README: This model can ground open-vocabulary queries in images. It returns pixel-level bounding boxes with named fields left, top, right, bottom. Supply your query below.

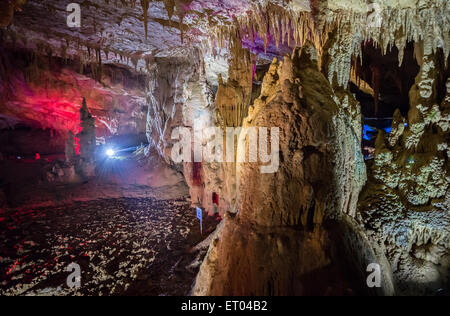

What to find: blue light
left=106, top=149, right=115, bottom=157
left=363, top=125, right=376, bottom=141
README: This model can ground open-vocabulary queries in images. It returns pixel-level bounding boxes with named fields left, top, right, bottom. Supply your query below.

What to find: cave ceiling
left=0, top=0, right=448, bottom=133
left=3, top=0, right=446, bottom=71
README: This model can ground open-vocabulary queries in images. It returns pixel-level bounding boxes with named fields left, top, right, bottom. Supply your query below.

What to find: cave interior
left=0, top=0, right=449, bottom=297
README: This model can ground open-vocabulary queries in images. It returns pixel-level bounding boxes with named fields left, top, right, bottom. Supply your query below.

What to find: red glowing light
left=0, top=67, right=122, bottom=145
left=35, top=153, right=41, bottom=160
left=7, top=258, right=22, bottom=275
left=74, top=127, right=83, bottom=156
left=75, top=136, right=81, bottom=155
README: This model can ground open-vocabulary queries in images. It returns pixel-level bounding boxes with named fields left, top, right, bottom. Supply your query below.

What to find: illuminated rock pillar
left=76, top=98, right=96, bottom=179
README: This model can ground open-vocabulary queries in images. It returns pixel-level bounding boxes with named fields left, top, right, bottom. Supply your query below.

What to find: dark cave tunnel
left=353, top=41, right=419, bottom=155
left=354, top=41, right=449, bottom=150
left=352, top=41, right=420, bottom=119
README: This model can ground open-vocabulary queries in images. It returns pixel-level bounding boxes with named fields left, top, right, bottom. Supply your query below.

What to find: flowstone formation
left=193, top=45, right=382, bottom=296
left=143, top=53, right=227, bottom=216
left=372, top=44, right=449, bottom=206
left=201, top=42, right=255, bottom=216
left=359, top=43, right=450, bottom=295
left=216, top=41, right=254, bottom=128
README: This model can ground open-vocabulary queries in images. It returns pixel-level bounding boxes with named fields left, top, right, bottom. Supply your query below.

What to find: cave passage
left=352, top=41, right=419, bottom=119
left=351, top=42, right=420, bottom=159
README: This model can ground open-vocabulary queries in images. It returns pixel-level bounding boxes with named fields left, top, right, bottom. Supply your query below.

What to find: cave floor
left=0, top=197, right=218, bottom=296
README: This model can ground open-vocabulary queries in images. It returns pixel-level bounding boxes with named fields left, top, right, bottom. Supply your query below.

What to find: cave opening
left=0, top=123, right=69, bottom=208
left=350, top=41, right=420, bottom=159
left=352, top=41, right=420, bottom=118
left=0, top=124, right=65, bottom=159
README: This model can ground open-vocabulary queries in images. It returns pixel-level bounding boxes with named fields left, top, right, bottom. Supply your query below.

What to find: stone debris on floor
left=0, top=198, right=219, bottom=296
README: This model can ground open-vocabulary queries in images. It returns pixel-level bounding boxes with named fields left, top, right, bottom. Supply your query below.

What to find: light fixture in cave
left=106, top=149, right=115, bottom=158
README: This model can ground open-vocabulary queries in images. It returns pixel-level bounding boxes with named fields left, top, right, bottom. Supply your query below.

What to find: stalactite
left=141, top=0, right=150, bottom=40
left=370, top=64, right=381, bottom=115
left=2, top=0, right=447, bottom=94
left=209, top=2, right=319, bottom=59
left=216, top=40, right=254, bottom=128
left=96, top=48, right=103, bottom=82
left=322, top=2, right=449, bottom=87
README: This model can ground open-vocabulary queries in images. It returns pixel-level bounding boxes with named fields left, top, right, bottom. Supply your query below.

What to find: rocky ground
left=358, top=184, right=450, bottom=296
left=0, top=197, right=219, bottom=296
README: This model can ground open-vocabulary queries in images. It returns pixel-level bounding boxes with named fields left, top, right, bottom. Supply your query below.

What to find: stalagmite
left=76, top=98, right=96, bottom=178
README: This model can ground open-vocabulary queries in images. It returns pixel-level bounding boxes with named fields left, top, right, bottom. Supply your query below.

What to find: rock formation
left=76, top=98, right=96, bottom=179
left=0, top=0, right=448, bottom=296
left=358, top=43, right=450, bottom=295
left=193, top=44, right=379, bottom=295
